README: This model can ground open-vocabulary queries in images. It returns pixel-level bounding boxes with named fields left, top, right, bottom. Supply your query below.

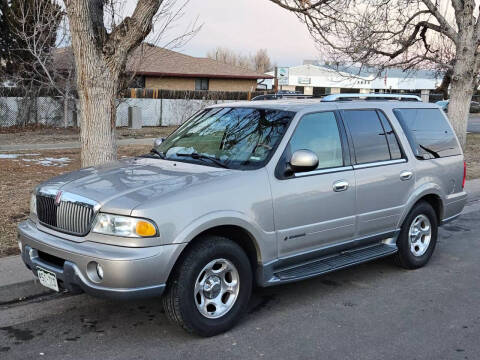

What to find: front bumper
left=18, top=220, right=186, bottom=300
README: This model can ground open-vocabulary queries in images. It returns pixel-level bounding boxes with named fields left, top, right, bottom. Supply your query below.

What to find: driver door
left=269, top=111, right=356, bottom=259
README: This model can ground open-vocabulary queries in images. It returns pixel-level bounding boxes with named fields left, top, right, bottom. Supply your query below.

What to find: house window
left=195, top=78, right=209, bottom=90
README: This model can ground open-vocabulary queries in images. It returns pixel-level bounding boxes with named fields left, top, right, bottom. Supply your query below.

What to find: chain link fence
left=0, top=89, right=269, bottom=129
left=0, top=96, right=76, bottom=127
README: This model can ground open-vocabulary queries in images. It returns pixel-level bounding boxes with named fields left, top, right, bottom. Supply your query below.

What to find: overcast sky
left=148, top=0, right=319, bottom=67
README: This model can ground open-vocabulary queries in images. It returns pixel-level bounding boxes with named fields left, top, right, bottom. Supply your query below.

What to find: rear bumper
left=442, top=191, right=468, bottom=225
left=18, top=220, right=186, bottom=300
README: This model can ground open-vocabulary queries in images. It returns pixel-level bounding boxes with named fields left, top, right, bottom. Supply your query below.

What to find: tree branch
left=421, top=0, right=458, bottom=42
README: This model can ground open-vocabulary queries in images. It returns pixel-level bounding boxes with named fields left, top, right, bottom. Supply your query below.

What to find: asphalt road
left=2, top=206, right=480, bottom=360
left=468, top=114, right=480, bottom=133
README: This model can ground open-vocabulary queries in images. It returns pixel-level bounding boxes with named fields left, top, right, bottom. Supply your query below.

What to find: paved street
left=468, top=114, right=480, bottom=133
left=2, top=200, right=480, bottom=360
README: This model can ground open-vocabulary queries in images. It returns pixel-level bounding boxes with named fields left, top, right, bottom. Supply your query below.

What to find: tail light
left=462, top=161, right=467, bottom=189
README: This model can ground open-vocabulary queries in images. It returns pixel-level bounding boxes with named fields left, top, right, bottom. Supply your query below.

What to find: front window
left=155, top=107, right=295, bottom=169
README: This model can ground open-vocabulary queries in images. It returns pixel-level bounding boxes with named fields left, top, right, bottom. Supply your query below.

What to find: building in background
left=260, top=61, right=441, bottom=101
left=55, top=44, right=272, bottom=92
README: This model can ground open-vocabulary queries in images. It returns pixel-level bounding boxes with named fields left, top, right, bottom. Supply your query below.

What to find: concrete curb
left=1, top=179, right=480, bottom=305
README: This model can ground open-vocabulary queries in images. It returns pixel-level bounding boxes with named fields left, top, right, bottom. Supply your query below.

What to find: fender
left=171, top=210, right=277, bottom=264
left=397, top=182, right=445, bottom=228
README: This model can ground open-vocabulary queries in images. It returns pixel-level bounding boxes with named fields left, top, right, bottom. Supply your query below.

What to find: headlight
left=30, top=194, right=37, bottom=217
left=92, top=213, right=158, bottom=238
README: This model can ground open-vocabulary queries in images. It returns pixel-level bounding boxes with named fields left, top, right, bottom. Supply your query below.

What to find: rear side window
left=342, top=110, right=393, bottom=164
left=393, top=108, right=461, bottom=159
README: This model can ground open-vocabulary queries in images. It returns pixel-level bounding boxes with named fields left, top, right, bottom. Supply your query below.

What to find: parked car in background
left=252, top=91, right=312, bottom=101
left=436, top=99, right=480, bottom=113
left=19, top=94, right=467, bottom=336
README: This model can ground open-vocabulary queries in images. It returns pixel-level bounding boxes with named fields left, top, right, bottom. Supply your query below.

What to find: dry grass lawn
left=0, top=126, right=178, bottom=146
left=1, top=133, right=480, bottom=257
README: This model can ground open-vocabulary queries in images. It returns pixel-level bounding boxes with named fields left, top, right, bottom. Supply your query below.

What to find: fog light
left=96, top=264, right=104, bottom=280
left=29, top=248, right=35, bottom=259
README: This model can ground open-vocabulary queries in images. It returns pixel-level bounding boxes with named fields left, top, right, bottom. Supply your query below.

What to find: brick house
left=55, top=44, right=272, bottom=92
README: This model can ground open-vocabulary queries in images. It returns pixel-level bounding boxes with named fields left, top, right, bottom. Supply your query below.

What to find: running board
left=267, top=243, right=397, bottom=284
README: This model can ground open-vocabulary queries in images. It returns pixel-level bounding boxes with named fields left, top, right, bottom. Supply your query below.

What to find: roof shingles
left=55, top=44, right=271, bottom=80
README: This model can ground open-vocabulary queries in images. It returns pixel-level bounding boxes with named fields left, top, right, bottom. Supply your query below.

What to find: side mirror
left=289, top=150, right=319, bottom=173
left=154, top=138, right=165, bottom=147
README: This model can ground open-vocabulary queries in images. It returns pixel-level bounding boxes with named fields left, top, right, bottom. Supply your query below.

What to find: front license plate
left=37, top=267, right=59, bottom=292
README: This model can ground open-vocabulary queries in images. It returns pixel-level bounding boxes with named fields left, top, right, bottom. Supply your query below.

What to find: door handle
left=333, top=180, right=349, bottom=192
left=400, top=171, right=413, bottom=181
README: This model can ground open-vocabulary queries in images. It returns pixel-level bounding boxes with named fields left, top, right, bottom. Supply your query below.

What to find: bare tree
left=269, top=0, right=480, bottom=148
left=207, top=47, right=273, bottom=73
left=252, top=49, right=273, bottom=73
left=8, top=0, right=75, bottom=128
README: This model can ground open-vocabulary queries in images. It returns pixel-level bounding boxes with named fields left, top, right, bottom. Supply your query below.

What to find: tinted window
left=342, top=110, right=391, bottom=164
left=393, top=108, right=461, bottom=159
left=289, top=112, right=343, bottom=169
left=377, top=111, right=402, bottom=160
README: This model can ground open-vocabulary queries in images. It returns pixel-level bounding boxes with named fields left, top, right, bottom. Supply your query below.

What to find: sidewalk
left=0, top=137, right=156, bottom=152
left=1, top=179, right=480, bottom=305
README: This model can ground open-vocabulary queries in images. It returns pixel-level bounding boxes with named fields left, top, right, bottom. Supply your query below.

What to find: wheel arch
left=399, top=185, right=444, bottom=227
left=165, top=215, right=268, bottom=286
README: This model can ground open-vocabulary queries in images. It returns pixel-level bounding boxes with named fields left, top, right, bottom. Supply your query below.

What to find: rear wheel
left=394, top=201, right=438, bottom=269
left=162, top=236, right=252, bottom=337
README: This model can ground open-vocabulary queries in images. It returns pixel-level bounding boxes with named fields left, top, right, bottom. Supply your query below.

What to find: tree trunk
left=449, top=74, right=473, bottom=149
left=77, top=70, right=119, bottom=166
left=64, top=0, right=162, bottom=166
left=447, top=25, right=476, bottom=150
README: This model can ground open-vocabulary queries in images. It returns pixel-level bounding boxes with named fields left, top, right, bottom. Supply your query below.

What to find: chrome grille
left=36, top=193, right=96, bottom=236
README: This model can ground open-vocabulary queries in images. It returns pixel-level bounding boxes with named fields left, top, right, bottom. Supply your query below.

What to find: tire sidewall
left=398, top=202, right=438, bottom=268
left=177, top=239, right=252, bottom=336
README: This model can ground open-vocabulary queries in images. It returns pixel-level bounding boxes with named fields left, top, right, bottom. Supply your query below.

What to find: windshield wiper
left=176, top=152, right=230, bottom=169
left=150, top=148, right=166, bottom=159
left=419, top=145, right=440, bottom=159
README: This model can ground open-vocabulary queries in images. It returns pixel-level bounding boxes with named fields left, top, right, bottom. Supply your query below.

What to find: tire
left=394, top=201, right=438, bottom=269
left=162, top=236, right=252, bottom=337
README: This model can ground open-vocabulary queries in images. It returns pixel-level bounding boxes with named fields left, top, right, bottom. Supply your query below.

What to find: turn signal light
left=136, top=221, right=157, bottom=237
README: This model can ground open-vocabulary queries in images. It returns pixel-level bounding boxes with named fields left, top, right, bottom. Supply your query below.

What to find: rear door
left=340, top=109, right=414, bottom=238
left=270, top=111, right=356, bottom=258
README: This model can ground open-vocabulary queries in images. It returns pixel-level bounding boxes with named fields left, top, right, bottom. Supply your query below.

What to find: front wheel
left=162, top=236, right=252, bottom=337
left=394, top=201, right=438, bottom=269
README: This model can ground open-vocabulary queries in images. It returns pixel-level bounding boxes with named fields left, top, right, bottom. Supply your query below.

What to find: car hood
left=37, top=157, right=231, bottom=215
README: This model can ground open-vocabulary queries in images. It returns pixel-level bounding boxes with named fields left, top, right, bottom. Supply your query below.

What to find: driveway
left=2, top=201, right=480, bottom=359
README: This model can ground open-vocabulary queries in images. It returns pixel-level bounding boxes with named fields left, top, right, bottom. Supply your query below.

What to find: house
left=55, top=44, right=272, bottom=92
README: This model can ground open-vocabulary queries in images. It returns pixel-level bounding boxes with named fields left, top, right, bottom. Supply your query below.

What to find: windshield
left=155, top=107, right=295, bottom=170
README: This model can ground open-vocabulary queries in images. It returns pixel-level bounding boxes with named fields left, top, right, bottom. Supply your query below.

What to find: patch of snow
left=0, top=154, right=19, bottom=159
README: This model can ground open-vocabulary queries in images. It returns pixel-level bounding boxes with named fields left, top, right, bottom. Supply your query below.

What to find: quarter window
left=289, top=112, right=343, bottom=170
left=393, top=108, right=461, bottom=159
left=342, top=110, right=392, bottom=164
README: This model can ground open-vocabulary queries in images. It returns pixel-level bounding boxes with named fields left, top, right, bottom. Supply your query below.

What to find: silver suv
left=18, top=94, right=467, bottom=336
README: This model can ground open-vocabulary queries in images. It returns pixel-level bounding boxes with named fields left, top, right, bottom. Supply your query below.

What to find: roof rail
left=322, top=93, right=422, bottom=102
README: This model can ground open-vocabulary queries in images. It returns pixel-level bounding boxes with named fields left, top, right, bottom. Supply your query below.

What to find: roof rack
left=322, top=93, right=422, bottom=102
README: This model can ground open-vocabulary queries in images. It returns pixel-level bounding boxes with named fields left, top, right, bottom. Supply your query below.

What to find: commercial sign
left=298, top=77, right=311, bottom=85
left=277, top=67, right=289, bottom=85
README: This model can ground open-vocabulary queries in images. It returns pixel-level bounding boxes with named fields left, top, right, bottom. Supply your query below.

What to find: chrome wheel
left=409, top=214, right=432, bottom=257
left=194, top=258, right=240, bottom=319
